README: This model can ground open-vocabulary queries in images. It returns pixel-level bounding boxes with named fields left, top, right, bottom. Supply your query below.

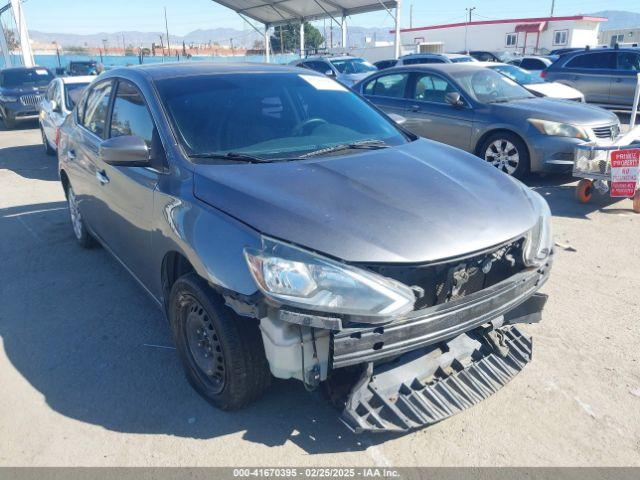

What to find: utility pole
left=164, top=6, right=171, bottom=57
left=464, top=6, right=476, bottom=54
left=230, top=37, right=234, bottom=54
left=102, top=38, right=108, bottom=56
left=410, top=3, right=413, bottom=30
left=550, top=0, right=555, bottom=17
left=158, top=34, right=165, bottom=57
left=122, top=32, right=125, bottom=55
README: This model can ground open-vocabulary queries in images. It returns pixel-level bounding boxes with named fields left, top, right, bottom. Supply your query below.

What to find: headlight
left=523, top=191, right=553, bottom=267
left=0, top=95, right=18, bottom=102
left=529, top=118, right=589, bottom=141
left=574, top=147, right=609, bottom=175
left=244, top=238, right=415, bottom=319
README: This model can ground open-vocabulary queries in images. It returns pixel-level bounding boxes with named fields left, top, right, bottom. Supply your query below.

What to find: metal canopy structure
left=211, top=0, right=402, bottom=61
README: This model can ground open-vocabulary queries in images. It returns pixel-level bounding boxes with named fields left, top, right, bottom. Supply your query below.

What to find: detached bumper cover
left=341, top=326, right=532, bottom=433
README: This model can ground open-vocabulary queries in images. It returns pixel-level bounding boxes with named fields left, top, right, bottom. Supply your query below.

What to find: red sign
left=610, top=149, right=640, bottom=198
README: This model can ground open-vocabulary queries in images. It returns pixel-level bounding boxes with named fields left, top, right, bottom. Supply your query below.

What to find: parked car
left=543, top=48, right=640, bottom=108
left=479, top=62, right=585, bottom=102
left=39, top=76, right=93, bottom=155
left=354, top=63, right=620, bottom=178
left=374, top=59, right=398, bottom=70
left=460, top=51, right=502, bottom=62
left=58, top=63, right=554, bottom=433
left=508, top=56, right=553, bottom=75
left=68, top=60, right=100, bottom=76
left=398, top=53, right=478, bottom=65
left=290, top=55, right=377, bottom=87
left=0, top=66, right=54, bottom=129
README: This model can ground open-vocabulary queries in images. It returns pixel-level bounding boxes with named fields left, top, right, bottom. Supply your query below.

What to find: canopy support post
left=341, top=14, right=347, bottom=49
left=9, top=0, right=34, bottom=67
left=300, top=20, right=305, bottom=58
left=264, top=24, right=270, bottom=63
left=394, top=0, right=402, bottom=59
left=0, top=21, right=11, bottom=68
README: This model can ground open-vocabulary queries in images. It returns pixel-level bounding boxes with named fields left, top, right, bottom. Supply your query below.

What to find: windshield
left=450, top=56, right=475, bottom=63
left=330, top=58, right=377, bottom=74
left=453, top=68, right=534, bottom=103
left=2, top=68, right=53, bottom=88
left=65, top=83, right=90, bottom=109
left=69, top=62, right=98, bottom=75
left=155, top=73, right=408, bottom=160
left=490, top=64, right=544, bottom=85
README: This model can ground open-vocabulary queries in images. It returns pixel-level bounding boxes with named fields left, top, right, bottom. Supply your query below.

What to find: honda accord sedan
left=58, top=63, right=553, bottom=433
left=354, top=63, right=620, bottom=178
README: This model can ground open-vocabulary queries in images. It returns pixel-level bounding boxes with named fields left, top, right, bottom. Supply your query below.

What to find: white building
left=599, top=27, right=640, bottom=47
left=396, top=15, right=607, bottom=55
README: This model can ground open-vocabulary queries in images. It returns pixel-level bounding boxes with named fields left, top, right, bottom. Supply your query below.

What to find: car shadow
left=0, top=201, right=400, bottom=453
left=526, top=173, right=628, bottom=219
left=0, top=126, right=58, bottom=182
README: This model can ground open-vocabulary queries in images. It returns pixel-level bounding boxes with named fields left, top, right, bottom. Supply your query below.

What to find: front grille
left=592, top=124, right=619, bottom=140
left=19, top=94, right=44, bottom=107
left=361, top=239, right=526, bottom=311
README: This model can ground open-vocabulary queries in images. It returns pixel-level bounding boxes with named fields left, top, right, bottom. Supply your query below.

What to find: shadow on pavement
left=0, top=135, right=58, bottom=182
left=0, top=200, right=399, bottom=454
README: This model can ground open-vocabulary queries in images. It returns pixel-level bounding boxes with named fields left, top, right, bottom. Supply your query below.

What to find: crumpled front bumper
left=341, top=325, right=533, bottom=433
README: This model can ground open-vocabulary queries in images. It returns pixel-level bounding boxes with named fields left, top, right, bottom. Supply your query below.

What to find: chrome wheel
left=184, top=296, right=226, bottom=393
left=67, top=188, right=83, bottom=241
left=41, top=128, right=48, bottom=152
left=485, top=139, right=520, bottom=175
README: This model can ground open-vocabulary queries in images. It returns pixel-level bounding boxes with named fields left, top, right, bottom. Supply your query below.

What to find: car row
left=56, top=62, right=554, bottom=432
left=0, top=66, right=54, bottom=128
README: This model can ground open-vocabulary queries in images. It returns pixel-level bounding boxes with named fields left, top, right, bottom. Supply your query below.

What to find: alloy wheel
left=485, top=139, right=520, bottom=175
left=67, top=188, right=83, bottom=241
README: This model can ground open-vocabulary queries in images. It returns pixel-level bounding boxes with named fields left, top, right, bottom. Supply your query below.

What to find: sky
left=17, top=0, right=640, bottom=35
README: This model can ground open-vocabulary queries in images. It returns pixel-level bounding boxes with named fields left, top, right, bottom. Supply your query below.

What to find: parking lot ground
left=1, top=120, right=639, bottom=467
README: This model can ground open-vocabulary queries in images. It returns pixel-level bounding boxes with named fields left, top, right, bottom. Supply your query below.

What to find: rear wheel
left=66, top=185, right=96, bottom=248
left=575, top=179, right=594, bottom=204
left=480, top=132, right=530, bottom=179
left=3, top=116, right=16, bottom=129
left=169, top=273, right=271, bottom=410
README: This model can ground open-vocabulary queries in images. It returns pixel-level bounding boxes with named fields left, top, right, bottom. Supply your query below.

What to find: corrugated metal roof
left=211, top=0, right=397, bottom=26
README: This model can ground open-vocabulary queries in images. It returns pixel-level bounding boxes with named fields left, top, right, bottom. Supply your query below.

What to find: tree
left=5, top=28, right=18, bottom=52
left=270, top=22, right=323, bottom=53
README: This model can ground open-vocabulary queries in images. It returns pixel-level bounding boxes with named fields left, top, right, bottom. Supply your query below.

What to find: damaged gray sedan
left=58, top=63, right=553, bottom=433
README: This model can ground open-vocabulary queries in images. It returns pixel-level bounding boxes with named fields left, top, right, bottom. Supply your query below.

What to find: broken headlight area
left=244, top=237, right=416, bottom=320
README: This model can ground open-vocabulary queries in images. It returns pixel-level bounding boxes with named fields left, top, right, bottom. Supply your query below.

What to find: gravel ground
left=0, top=120, right=639, bottom=467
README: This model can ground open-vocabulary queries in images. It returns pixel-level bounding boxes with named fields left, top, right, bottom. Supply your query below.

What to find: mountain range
left=28, top=10, right=640, bottom=49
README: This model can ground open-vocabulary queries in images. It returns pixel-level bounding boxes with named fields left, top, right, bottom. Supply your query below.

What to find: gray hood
left=193, top=139, right=538, bottom=263
left=493, top=98, right=618, bottom=126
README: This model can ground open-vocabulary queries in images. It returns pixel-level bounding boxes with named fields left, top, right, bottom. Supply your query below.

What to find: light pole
left=464, top=6, right=476, bottom=54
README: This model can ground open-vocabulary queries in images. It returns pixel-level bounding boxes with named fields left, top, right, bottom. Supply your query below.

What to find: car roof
left=106, top=62, right=310, bottom=81
left=444, top=53, right=472, bottom=59
left=0, top=66, right=52, bottom=72
left=389, top=63, right=487, bottom=74
left=474, top=62, right=508, bottom=67
left=60, top=75, right=96, bottom=84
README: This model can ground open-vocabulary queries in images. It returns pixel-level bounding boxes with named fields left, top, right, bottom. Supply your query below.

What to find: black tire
left=3, top=116, right=16, bottom=129
left=478, top=131, right=530, bottom=179
left=66, top=184, right=97, bottom=249
left=169, top=272, right=271, bottom=410
left=41, top=126, right=56, bottom=156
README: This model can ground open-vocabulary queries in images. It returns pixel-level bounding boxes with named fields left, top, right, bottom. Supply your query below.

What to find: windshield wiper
left=188, top=152, right=270, bottom=163
left=300, top=140, right=390, bottom=158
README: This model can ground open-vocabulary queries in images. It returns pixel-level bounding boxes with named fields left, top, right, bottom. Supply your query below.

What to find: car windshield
left=490, top=64, right=544, bottom=85
left=70, top=63, right=97, bottom=75
left=155, top=73, right=408, bottom=160
left=450, top=56, right=475, bottom=63
left=2, top=68, right=53, bottom=87
left=453, top=68, right=535, bottom=103
left=330, top=58, right=377, bottom=74
left=65, top=83, right=90, bottom=109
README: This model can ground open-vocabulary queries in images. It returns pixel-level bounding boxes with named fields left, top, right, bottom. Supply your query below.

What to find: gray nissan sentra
left=58, top=62, right=553, bottom=433
left=354, top=63, right=620, bottom=178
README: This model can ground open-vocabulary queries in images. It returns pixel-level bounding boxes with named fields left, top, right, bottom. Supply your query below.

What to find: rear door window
left=520, top=59, right=546, bottom=70
left=81, top=81, right=113, bottom=138
left=566, top=52, right=616, bottom=70
left=413, top=73, right=459, bottom=104
left=305, top=61, right=330, bottom=73
left=363, top=73, right=409, bottom=98
left=403, top=57, right=444, bottom=65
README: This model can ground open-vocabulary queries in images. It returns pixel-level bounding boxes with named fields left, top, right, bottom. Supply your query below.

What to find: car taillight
left=540, top=70, right=547, bottom=79
left=55, top=128, right=61, bottom=147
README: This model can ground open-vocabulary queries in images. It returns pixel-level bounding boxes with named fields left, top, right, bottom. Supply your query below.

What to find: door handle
left=96, top=169, right=109, bottom=185
left=68, top=149, right=76, bottom=160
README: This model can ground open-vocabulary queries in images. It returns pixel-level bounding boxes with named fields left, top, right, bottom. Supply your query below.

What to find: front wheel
left=3, top=116, right=16, bottom=129
left=41, top=126, right=55, bottom=156
left=169, top=273, right=271, bottom=410
left=479, top=132, right=530, bottom=179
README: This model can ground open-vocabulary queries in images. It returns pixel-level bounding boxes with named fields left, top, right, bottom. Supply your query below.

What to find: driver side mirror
left=325, top=69, right=336, bottom=77
left=445, top=92, right=465, bottom=107
left=99, top=135, right=150, bottom=167
left=50, top=100, right=61, bottom=113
